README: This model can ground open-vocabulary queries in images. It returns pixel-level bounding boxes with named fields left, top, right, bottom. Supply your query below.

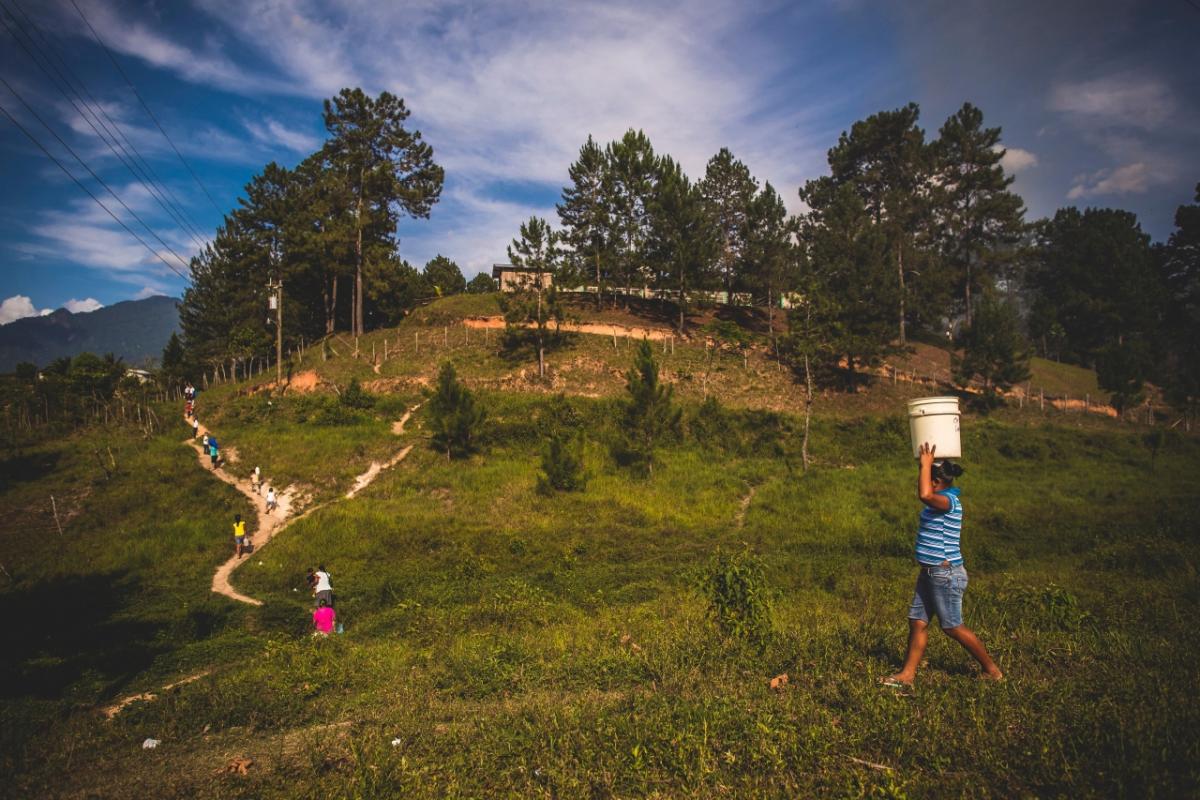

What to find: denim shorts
left=908, top=564, right=968, bottom=629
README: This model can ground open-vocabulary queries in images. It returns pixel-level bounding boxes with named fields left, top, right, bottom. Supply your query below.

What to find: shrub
left=614, top=340, right=681, bottom=477
left=340, top=377, right=375, bottom=409
left=428, top=363, right=485, bottom=459
left=538, top=430, right=587, bottom=494
left=698, top=547, right=773, bottom=647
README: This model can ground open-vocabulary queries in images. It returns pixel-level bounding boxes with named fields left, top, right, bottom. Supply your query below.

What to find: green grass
left=1029, top=356, right=1109, bottom=403
left=3, top=388, right=1198, bottom=798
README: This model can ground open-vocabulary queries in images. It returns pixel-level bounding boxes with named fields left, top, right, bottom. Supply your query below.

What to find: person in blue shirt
left=882, top=442, right=1003, bottom=689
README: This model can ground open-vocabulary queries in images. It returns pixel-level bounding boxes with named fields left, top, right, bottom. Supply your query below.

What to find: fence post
left=50, top=495, right=63, bottom=537
left=1085, top=393, right=1090, bottom=414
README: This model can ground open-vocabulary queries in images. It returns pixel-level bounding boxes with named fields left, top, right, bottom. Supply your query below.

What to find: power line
left=0, top=98, right=190, bottom=282
left=6, top=0, right=212, bottom=248
left=68, top=0, right=225, bottom=216
left=0, top=75, right=193, bottom=275
left=0, top=1, right=210, bottom=251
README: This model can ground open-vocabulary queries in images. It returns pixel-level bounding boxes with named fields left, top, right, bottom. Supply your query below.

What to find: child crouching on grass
left=313, top=598, right=335, bottom=636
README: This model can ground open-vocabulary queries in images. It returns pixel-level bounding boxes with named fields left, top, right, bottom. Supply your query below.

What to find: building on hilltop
left=492, top=263, right=553, bottom=293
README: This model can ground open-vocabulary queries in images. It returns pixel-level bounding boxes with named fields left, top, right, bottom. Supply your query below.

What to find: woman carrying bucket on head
left=883, top=398, right=1002, bottom=689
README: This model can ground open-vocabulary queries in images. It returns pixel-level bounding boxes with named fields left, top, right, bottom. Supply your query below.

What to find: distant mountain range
left=0, top=295, right=180, bottom=372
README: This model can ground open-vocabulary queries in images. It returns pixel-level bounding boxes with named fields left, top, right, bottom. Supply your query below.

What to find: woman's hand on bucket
left=918, top=441, right=936, bottom=466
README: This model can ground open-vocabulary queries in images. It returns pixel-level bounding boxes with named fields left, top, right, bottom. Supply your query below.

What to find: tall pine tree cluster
left=176, top=88, right=448, bottom=380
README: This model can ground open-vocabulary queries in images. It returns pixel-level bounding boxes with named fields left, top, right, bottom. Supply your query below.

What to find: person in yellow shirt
left=233, top=514, right=247, bottom=557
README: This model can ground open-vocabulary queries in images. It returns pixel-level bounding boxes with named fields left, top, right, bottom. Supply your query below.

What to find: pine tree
left=502, top=216, right=562, bottom=379
left=428, top=362, right=485, bottom=459
left=931, top=103, right=1026, bottom=325
left=1027, top=207, right=1157, bottom=367
left=797, top=179, right=898, bottom=379
left=538, top=430, right=586, bottom=493
left=1097, top=337, right=1152, bottom=415
left=365, top=256, right=432, bottom=326
left=605, top=130, right=659, bottom=306
left=824, top=103, right=932, bottom=344
left=466, top=272, right=497, bottom=293
left=558, top=135, right=613, bottom=309
left=1157, top=184, right=1200, bottom=413
left=698, top=147, right=758, bottom=301
left=160, top=332, right=186, bottom=386
left=952, top=292, right=1031, bottom=402
left=423, top=255, right=466, bottom=296
left=617, top=340, right=681, bottom=477
left=743, top=182, right=797, bottom=353
left=322, top=88, right=444, bottom=336
left=647, top=156, right=717, bottom=333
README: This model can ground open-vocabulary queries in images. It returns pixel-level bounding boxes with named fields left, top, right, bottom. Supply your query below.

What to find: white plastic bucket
left=907, top=396, right=961, bottom=459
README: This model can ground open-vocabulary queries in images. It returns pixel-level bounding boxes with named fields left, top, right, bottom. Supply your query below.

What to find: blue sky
left=2, top=0, right=1198, bottom=323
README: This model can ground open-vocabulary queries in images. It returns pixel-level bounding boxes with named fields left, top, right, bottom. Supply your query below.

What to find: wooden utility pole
left=267, top=277, right=284, bottom=385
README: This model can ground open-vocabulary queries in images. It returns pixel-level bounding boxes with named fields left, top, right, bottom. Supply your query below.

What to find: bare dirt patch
left=286, top=370, right=322, bottom=393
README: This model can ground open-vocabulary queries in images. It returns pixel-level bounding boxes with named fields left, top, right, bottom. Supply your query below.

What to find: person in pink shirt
left=312, top=598, right=336, bottom=635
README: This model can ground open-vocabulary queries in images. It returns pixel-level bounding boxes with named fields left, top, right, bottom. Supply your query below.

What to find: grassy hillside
left=2, top=298, right=1196, bottom=798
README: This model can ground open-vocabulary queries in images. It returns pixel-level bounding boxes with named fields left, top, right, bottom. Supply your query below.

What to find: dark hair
left=318, top=564, right=325, bottom=572
left=932, top=460, right=964, bottom=484
left=318, top=598, right=328, bottom=608
left=234, top=514, right=241, bottom=522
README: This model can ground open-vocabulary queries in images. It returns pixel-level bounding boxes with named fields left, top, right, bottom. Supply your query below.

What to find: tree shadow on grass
left=0, top=571, right=165, bottom=700
left=0, top=450, right=63, bottom=487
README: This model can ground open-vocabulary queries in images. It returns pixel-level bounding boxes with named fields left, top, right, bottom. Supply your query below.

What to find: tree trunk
left=802, top=351, right=813, bottom=472
left=964, top=260, right=973, bottom=328
left=897, top=242, right=907, bottom=346
left=536, top=277, right=545, bottom=379
left=678, top=270, right=685, bottom=334
left=594, top=250, right=602, bottom=310
left=323, top=276, right=334, bottom=335
left=767, top=286, right=776, bottom=357
left=354, top=167, right=365, bottom=337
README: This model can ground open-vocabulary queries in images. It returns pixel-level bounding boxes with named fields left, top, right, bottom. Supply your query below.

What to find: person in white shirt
left=265, top=487, right=277, bottom=513
left=251, top=466, right=261, bottom=493
left=313, top=565, right=334, bottom=608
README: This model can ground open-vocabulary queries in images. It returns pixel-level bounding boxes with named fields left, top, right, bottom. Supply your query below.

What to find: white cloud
left=244, top=118, right=322, bottom=154
left=1049, top=74, right=1176, bottom=130
left=0, top=295, right=54, bottom=325
left=1067, top=162, right=1153, bottom=199
left=174, top=0, right=835, bottom=268
left=18, top=185, right=199, bottom=290
left=64, top=298, right=104, bottom=314
left=996, top=146, right=1038, bottom=173
left=52, top=0, right=299, bottom=96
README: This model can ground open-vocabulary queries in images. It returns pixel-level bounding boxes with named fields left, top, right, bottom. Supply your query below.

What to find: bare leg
left=887, top=618, right=928, bottom=685
left=942, top=625, right=1003, bottom=679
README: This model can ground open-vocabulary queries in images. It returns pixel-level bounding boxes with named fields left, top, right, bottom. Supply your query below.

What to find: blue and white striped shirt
left=915, top=487, right=964, bottom=566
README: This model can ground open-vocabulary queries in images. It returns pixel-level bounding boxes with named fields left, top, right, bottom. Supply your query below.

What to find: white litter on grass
left=142, top=738, right=160, bottom=749
left=391, top=738, right=403, bottom=747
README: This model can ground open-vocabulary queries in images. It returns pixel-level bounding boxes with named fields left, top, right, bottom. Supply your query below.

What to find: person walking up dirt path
left=233, top=514, right=247, bottom=558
